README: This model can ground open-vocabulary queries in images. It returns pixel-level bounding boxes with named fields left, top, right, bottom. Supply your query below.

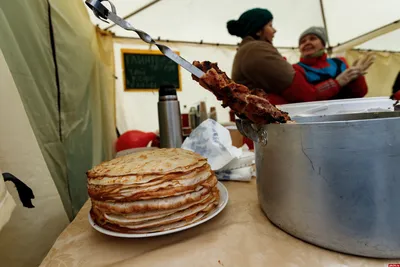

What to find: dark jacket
left=231, top=37, right=295, bottom=98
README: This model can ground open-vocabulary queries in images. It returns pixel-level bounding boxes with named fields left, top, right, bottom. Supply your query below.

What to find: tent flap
left=50, top=0, right=117, bottom=216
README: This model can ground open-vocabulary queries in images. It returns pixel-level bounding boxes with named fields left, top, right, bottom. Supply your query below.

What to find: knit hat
left=299, top=26, right=327, bottom=46
left=227, top=8, right=273, bottom=38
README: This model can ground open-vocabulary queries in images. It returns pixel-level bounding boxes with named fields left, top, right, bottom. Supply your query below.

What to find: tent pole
left=105, top=0, right=161, bottom=31
left=351, top=48, right=400, bottom=54
left=319, top=0, right=331, bottom=55
left=332, top=20, right=400, bottom=53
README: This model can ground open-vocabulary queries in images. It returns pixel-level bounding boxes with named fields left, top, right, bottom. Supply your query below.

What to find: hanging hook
left=85, top=0, right=117, bottom=23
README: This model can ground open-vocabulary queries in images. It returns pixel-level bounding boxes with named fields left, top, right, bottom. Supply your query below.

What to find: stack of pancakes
left=87, top=148, right=220, bottom=234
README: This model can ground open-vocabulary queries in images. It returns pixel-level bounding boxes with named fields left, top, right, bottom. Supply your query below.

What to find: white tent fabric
left=87, top=0, right=400, bottom=51
left=111, top=0, right=324, bottom=47
left=322, top=0, right=400, bottom=47
left=356, top=29, right=400, bottom=52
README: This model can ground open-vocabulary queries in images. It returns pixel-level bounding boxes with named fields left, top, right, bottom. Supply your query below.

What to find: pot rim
left=282, top=111, right=400, bottom=126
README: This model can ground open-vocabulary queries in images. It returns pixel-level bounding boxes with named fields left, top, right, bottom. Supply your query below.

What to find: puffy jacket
left=282, top=53, right=368, bottom=103
left=231, top=36, right=295, bottom=105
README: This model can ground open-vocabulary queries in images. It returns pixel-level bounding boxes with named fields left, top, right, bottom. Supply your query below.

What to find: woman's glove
left=352, top=53, right=375, bottom=73
left=336, top=67, right=364, bottom=87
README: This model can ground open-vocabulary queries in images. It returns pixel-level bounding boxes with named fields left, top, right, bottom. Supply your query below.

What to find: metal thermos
left=209, top=106, right=217, bottom=121
left=189, top=107, right=197, bottom=129
left=157, top=85, right=183, bottom=148
left=198, top=101, right=208, bottom=123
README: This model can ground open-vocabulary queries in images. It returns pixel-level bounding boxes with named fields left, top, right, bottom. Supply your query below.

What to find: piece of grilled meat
left=191, top=61, right=291, bottom=124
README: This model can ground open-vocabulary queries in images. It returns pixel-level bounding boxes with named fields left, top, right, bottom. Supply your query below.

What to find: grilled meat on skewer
left=191, top=61, right=291, bottom=124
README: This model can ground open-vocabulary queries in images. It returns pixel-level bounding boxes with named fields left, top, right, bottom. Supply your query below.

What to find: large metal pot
left=239, top=111, right=400, bottom=258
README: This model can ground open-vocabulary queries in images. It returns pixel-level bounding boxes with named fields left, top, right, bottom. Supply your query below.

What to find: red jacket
left=392, top=91, right=400, bottom=101
left=266, top=53, right=368, bottom=105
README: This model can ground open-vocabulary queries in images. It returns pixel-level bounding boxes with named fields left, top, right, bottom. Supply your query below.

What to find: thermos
left=188, top=107, right=197, bottom=129
left=209, top=106, right=217, bottom=121
left=157, top=84, right=183, bottom=148
left=198, top=101, right=208, bottom=124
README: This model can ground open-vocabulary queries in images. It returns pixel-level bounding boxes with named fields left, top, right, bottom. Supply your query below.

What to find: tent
left=85, top=0, right=400, bottom=133
left=0, top=0, right=398, bottom=266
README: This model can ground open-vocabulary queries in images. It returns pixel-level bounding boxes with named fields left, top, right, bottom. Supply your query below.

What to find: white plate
left=88, top=182, right=229, bottom=238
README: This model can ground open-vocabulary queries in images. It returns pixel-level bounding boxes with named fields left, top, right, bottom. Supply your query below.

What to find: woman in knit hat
left=288, top=26, right=371, bottom=101
left=227, top=8, right=295, bottom=104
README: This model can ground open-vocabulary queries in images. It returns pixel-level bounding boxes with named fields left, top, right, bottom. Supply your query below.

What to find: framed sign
left=121, top=49, right=182, bottom=92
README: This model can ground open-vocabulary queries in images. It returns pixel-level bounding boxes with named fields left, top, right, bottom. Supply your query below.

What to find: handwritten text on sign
left=122, top=50, right=181, bottom=91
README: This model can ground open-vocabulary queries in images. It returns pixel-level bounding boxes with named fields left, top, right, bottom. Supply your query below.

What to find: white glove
left=336, top=67, right=364, bottom=87
left=352, top=53, right=375, bottom=73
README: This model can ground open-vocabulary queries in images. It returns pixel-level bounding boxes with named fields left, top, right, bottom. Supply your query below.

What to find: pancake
left=102, top=189, right=216, bottom=222
left=88, top=163, right=210, bottom=186
left=87, top=148, right=207, bottom=178
left=88, top=165, right=213, bottom=201
left=91, top=185, right=213, bottom=214
left=89, top=173, right=217, bottom=202
left=91, top=208, right=208, bottom=234
left=102, top=192, right=218, bottom=228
